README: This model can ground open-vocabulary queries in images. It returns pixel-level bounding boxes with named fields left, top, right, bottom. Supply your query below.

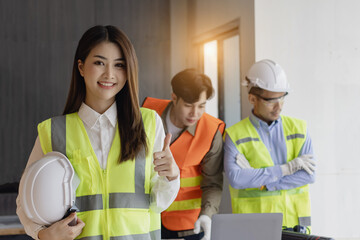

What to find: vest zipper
left=102, top=168, right=110, bottom=239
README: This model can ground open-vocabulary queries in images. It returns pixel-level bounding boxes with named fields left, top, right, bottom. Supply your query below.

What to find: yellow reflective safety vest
left=225, top=115, right=311, bottom=228
left=37, top=108, right=160, bottom=240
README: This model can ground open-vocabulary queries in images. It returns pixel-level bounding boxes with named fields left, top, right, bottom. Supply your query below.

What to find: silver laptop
left=211, top=213, right=283, bottom=240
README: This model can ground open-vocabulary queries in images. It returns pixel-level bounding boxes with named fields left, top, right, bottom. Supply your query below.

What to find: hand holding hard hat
left=19, top=151, right=80, bottom=226
left=153, top=133, right=180, bottom=181
left=38, top=212, right=85, bottom=240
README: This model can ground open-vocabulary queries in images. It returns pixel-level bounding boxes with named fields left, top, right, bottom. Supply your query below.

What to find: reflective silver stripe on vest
left=135, top=148, right=146, bottom=194
left=110, top=233, right=152, bottom=240
left=76, top=194, right=103, bottom=211
left=51, top=115, right=66, bottom=155
left=286, top=134, right=305, bottom=140
left=78, top=231, right=160, bottom=240
left=109, top=147, right=150, bottom=209
left=299, top=216, right=311, bottom=226
left=237, top=186, right=307, bottom=198
left=109, top=192, right=150, bottom=209
left=237, top=189, right=281, bottom=198
left=107, top=230, right=159, bottom=240
left=78, top=236, right=103, bottom=240
left=150, top=230, right=161, bottom=240
left=236, top=137, right=260, bottom=145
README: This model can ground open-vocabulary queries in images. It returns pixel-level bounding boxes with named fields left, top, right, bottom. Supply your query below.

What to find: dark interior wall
left=0, top=0, right=170, bottom=187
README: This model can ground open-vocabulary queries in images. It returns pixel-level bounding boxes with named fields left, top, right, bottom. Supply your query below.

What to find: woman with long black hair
left=17, top=25, right=180, bottom=240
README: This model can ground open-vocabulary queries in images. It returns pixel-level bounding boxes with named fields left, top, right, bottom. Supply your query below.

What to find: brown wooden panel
left=0, top=228, right=26, bottom=236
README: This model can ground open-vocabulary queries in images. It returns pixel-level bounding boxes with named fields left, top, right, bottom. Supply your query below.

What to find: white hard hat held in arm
left=19, top=151, right=79, bottom=225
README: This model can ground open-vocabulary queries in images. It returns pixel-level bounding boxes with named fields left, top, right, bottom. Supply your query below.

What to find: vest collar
left=161, top=102, right=197, bottom=137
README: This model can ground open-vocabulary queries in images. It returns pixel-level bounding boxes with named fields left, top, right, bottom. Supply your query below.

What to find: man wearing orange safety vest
left=143, top=69, right=225, bottom=240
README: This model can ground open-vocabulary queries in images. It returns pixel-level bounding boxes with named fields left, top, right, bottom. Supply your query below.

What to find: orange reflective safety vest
left=142, top=97, right=225, bottom=231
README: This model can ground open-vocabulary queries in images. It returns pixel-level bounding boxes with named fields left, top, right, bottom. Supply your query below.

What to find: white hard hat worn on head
left=20, top=151, right=78, bottom=225
left=243, top=59, right=291, bottom=93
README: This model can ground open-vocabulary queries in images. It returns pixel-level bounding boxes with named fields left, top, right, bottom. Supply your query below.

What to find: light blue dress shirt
left=224, top=112, right=316, bottom=191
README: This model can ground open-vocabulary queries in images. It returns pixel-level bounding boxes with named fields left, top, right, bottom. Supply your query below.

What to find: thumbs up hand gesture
left=153, top=133, right=180, bottom=181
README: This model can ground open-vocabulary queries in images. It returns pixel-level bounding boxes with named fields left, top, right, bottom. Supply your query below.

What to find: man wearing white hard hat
left=224, top=59, right=316, bottom=231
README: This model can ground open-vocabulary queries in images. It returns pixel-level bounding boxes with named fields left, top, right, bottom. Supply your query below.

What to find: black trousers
left=161, top=224, right=204, bottom=240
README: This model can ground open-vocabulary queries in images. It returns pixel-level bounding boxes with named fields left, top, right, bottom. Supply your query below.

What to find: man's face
left=249, top=89, right=287, bottom=124
left=170, top=91, right=207, bottom=128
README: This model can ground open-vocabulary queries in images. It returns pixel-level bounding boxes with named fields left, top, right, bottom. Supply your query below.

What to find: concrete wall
left=170, top=0, right=255, bottom=214
left=0, top=0, right=170, bottom=187
left=255, top=0, right=360, bottom=239
left=170, top=0, right=255, bottom=118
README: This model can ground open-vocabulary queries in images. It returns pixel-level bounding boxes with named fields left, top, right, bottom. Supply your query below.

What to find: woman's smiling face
left=78, top=41, right=127, bottom=113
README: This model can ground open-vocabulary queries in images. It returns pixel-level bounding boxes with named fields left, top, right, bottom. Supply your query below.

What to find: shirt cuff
left=150, top=175, right=180, bottom=213
left=33, top=225, right=46, bottom=240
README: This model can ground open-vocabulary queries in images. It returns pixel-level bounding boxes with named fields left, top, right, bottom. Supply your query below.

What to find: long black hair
left=63, top=25, right=147, bottom=162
